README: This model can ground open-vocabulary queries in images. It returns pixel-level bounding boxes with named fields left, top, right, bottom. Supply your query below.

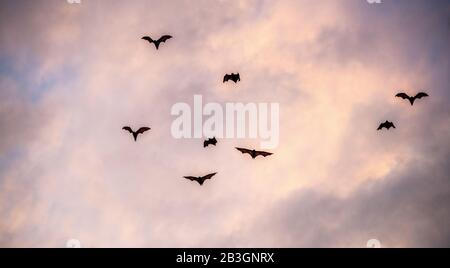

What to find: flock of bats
left=122, top=35, right=271, bottom=186
left=123, top=34, right=430, bottom=185
left=377, top=92, right=429, bottom=130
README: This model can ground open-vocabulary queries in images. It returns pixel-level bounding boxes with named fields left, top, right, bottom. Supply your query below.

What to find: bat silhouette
left=223, top=73, right=241, bottom=83
left=377, top=121, right=396, bottom=131
left=184, top=173, right=217, bottom=185
left=122, top=126, right=151, bottom=141
left=141, top=35, right=172, bottom=50
left=203, top=137, right=218, bottom=148
left=395, top=92, right=429, bottom=106
left=235, top=147, right=273, bottom=159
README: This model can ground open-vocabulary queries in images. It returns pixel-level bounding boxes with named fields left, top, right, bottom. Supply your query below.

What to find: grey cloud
left=238, top=148, right=450, bottom=247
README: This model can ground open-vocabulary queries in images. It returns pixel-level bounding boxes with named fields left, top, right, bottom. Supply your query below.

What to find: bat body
left=377, top=121, right=396, bottom=131
left=395, top=92, right=429, bottom=106
left=235, top=147, right=273, bottom=159
left=122, top=126, right=151, bottom=141
left=184, top=173, right=217, bottom=186
left=142, top=35, right=172, bottom=50
left=203, top=137, right=218, bottom=148
left=223, top=73, right=241, bottom=83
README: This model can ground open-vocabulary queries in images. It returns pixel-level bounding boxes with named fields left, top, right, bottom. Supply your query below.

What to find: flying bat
left=184, top=173, right=217, bottom=186
left=377, top=121, right=396, bottom=131
left=235, top=147, right=273, bottom=159
left=122, top=126, right=151, bottom=141
left=395, top=92, right=429, bottom=106
left=223, top=73, right=241, bottom=83
left=204, top=137, right=218, bottom=148
left=141, top=35, right=172, bottom=50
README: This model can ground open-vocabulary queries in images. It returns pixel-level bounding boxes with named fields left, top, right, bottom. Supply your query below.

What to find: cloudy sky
left=0, top=0, right=449, bottom=248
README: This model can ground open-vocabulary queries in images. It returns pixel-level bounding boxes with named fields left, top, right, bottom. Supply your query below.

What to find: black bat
left=141, top=35, right=173, bottom=50
left=203, top=137, right=218, bottom=148
left=122, top=126, right=151, bottom=141
left=377, top=121, right=396, bottom=131
left=223, top=73, right=241, bottom=83
left=235, top=147, right=273, bottom=159
left=395, top=92, right=429, bottom=106
left=184, top=173, right=217, bottom=186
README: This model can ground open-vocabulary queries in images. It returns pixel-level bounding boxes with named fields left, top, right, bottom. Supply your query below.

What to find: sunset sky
left=0, top=0, right=449, bottom=247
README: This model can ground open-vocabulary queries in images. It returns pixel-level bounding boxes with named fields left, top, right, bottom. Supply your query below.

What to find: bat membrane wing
left=257, top=151, right=273, bottom=157
left=202, top=173, right=217, bottom=181
left=142, top=36, right=153, bottom=42
left=395, top=93, right=410, bottom=99
left=236, top=147, right=252, bottom=155
left=415, top=92, right=429, bottom=99
left=122, top=126, right=134, bottom=133
left=184, top=176, right=197, bottom=182
left=158, top=35, right=173, bottom=42
left=137, top=127, right=151, bottom=134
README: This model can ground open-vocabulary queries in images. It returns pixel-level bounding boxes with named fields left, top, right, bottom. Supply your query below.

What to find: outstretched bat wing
left=415, top=92, right=429, bottom=99
left=223, top=74, right=230, bottom=83
left=183, top=176, right=197, bottom=181
left=236, top=147, right=252, bottom=155
left=122, top=126, right=134, bottom=133
left=255, top=151, right=273, bottom=157
left=201, top=173, right=217, bottom=181
left=395, top=93, right=410, bottom=99
left=136, top=127, right=151, bottom=134
left=141, top=36, right=153, bottom=43
left=157, top=35, right=172, bottom=43
left=184, top=176, right=202, bottom=184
